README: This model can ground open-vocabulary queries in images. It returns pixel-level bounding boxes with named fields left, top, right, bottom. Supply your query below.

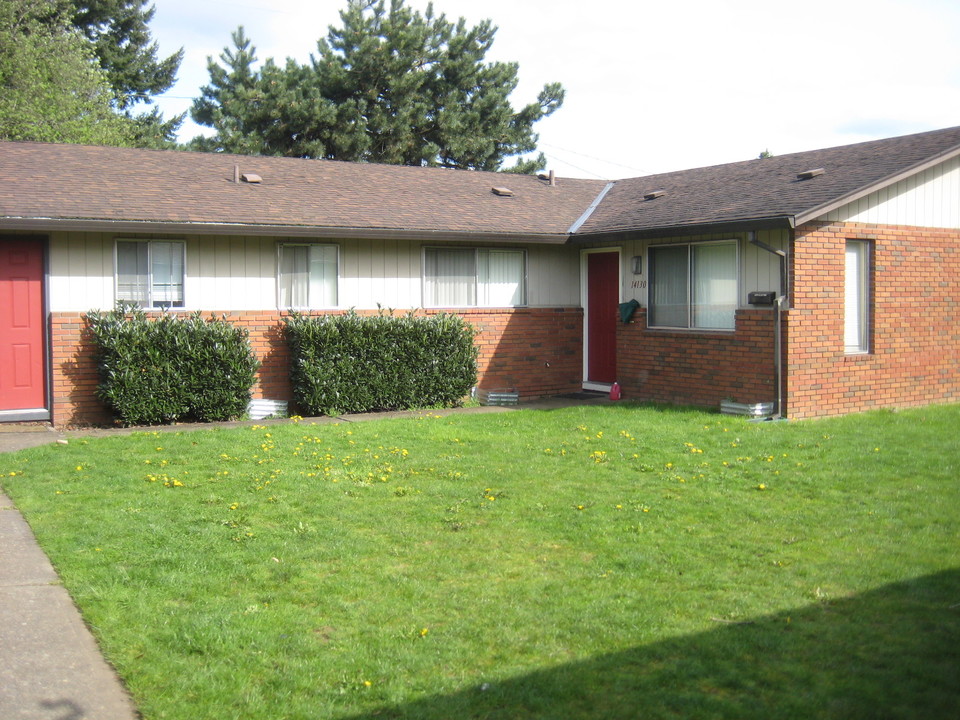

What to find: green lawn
left=3, top=403, right=959, bottom=719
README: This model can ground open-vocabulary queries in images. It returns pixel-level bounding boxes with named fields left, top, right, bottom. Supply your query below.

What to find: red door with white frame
left=585, top=251, right=619, bottom=385
left=0, top=238, right=47, bottom=418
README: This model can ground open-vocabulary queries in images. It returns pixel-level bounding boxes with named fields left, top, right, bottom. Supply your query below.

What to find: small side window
left=844, top=240, right=870, bottom=353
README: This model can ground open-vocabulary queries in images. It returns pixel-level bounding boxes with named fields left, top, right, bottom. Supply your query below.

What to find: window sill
left=646, top=326, right=736, bottom=335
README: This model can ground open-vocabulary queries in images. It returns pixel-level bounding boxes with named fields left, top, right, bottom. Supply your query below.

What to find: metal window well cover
left=476, top=388, right=519, bottom=406
left=248, top=399, right=289, bottom=420
left=720, top=400, right=775, bottom=417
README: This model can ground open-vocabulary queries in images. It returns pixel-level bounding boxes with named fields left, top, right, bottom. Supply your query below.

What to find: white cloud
left=149, top=0, right=960, bottom=178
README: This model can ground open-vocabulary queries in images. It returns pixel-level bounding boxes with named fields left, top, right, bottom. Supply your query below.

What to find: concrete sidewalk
left=0, top=489, right=138, bottom=720
left=0, top=394, right=608, bottom=719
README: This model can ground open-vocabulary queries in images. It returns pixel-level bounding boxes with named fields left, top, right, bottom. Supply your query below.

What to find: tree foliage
left=68, top=0, right=185, bottom=146
left=191, top=0, right=563, bottom=172
left=69, top=0, right=182, bottom=109
left=0, top=0, right=136, bottom=145
left=0, top=0, right=181, bottom=147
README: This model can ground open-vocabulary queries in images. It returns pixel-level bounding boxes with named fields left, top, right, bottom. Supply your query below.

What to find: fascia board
left=794, top=144, right=960, bottom=226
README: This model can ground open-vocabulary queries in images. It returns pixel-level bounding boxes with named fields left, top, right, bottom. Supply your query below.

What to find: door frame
left=580, top=247, right=621, bottom=391
left=0, top=235, right=50, bottom=422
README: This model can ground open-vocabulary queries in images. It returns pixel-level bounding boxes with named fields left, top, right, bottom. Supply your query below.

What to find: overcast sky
left=148, top=0, right=960, bottom=179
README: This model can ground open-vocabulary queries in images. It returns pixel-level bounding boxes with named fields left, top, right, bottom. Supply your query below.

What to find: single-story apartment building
left=1, top=125, right=958, bottom=425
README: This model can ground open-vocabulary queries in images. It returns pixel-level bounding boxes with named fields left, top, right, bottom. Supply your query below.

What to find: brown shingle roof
left=0, top=142, right=608, bottom=240
left=3, top=126, right=960, bottom=242
left=575, top=125, right=960, bottom=238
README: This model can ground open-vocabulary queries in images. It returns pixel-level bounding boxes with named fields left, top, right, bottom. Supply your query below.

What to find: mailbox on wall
left=748, top=291, right=776, bottom=305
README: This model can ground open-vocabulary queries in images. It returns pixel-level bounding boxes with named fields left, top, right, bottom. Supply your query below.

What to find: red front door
left=0, top=238, right=47, bottom=414
left=586, top=251, right=619, bottom=384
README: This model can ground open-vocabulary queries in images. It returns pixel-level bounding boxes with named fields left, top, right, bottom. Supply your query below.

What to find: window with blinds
left=649, top=241, right=738, bottom=330
left=423, top=248, right=525, bottom=307
left=115, top=240, right=185, bottom=309
left=278, top=244, right=338, bottom=309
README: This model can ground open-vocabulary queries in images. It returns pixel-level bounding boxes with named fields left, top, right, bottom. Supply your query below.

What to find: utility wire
left=540, top=141, right=652, bottom=177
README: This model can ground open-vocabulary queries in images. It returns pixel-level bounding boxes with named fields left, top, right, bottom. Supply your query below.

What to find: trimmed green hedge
left=84, top=304, right=260, bottom=426
left=285, top=310, right=478, bottom=415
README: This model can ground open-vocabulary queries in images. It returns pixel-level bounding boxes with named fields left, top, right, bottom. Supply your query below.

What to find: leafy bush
left=84, top=304, right=260, bottom=425
left=285, top=310, right=478, bottom=415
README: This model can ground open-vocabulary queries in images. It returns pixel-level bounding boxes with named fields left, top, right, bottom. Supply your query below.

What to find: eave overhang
left=569, top=215, right=796, bottom=244
left=0, top=217, right=572, bottom=245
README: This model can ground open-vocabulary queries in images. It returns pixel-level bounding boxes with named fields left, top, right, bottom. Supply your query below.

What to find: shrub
left=84, top=304, right=261, bottom=425
left=285, top=310, right=478, bottom=415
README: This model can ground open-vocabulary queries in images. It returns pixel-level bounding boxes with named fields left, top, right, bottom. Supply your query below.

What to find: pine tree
left=69, top=0, right=182, bottom=108
left=190, top=0, right=563, bottom=172
left=68, top=0, right=184, bottom=145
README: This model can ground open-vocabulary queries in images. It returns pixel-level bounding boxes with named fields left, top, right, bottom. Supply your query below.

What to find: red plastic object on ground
left=609, top=382, right=622, bottom=400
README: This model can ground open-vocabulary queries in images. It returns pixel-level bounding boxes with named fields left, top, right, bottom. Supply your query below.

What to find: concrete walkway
left=0, top=395, right=608, bottom=719
left=1, top=490, right=139, bottom=720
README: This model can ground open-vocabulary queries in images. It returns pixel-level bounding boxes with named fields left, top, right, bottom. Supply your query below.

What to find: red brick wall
left=463, top=307, right=583, bottom=398
left=785, top=221, right=960, bottom=418
left=48, top=307, right=583, bottom=426
left=49, top=314, right=113, bottom=427
left=616, top=307, right=780, bottom=409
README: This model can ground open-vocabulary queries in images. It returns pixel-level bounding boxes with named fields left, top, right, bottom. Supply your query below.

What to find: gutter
left=0, top=217, right=572, bottom=245
left=570, top=215, right=794, bottom=243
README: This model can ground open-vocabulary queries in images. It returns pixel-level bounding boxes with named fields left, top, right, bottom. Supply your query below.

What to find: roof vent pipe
left=549, top=169, right=556, bottom=186
left=234, top=165, right=240, bottom=184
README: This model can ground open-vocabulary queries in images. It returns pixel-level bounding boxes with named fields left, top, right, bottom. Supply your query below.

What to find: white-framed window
left=648, top=240, right=738, bottom=330
left=423, top=247, right=526, bottom=307
left=115, top=240, right=185, bottom=308
left=278, top=243, right=338, bottom=309
left=845, top=240, right=870, bottom=354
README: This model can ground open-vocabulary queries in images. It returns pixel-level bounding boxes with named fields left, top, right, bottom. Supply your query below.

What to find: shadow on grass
left=345, top=569, right=960, bottom=720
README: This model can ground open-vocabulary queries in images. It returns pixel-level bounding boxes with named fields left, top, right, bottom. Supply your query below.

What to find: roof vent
left=536, top=171, right=557, bottom=186
left=491, top=186, right=514, bottom=197
left=796, top=168, right=824, bottom=180
left=644, top=189, right=665, bottom=200
left=241, top=172, right=262, bottom=184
